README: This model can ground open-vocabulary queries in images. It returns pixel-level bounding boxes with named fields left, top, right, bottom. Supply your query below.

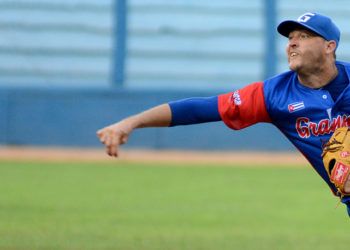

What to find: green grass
left=0, top=160, right=348, bottom=250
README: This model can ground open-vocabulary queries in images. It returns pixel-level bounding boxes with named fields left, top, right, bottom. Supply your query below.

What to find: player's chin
left=288, top=62, right=300, bottom=72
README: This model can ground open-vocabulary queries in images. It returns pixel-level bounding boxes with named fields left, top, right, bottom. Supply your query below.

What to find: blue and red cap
left=277, top=12, right=341, bottom=49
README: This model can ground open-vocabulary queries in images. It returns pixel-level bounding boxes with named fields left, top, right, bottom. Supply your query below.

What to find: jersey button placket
left=320, top=91, right=333, bottom=105
left=320, top=91, right=334, bottom=119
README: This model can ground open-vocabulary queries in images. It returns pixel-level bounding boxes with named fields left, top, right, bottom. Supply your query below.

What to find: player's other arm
left=97, top=96, right=220, bottom=157
left=97, top=82, right=270, bottom=157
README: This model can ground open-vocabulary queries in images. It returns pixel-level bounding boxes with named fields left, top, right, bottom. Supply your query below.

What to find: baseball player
left=97, top=12, right=350, bottom=216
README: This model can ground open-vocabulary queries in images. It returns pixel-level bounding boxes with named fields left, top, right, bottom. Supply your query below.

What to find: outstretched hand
left=96, top=120, right=133, bottom=157
left=97, top=104, right=172, bottom=157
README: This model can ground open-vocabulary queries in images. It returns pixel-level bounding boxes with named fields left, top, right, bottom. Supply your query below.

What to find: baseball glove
left=322, top=127, right=350, bottom=198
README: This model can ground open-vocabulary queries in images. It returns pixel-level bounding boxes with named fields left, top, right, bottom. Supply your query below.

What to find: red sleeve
left=218, top=81, right=271, bottom=130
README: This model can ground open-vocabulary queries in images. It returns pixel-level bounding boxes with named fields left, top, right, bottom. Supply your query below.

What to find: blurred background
left=0, top=0, right=349, bottom=151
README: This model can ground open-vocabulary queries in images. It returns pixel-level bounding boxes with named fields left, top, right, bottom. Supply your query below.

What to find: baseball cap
left=277, top=12, right=340, bottom=49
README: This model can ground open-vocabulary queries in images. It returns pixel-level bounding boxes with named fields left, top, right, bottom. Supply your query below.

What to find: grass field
left=0, top=160, right=348, bottom=250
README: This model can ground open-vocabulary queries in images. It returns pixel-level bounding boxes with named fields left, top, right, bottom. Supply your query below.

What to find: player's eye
left=299, top=33, right=310, bottom=40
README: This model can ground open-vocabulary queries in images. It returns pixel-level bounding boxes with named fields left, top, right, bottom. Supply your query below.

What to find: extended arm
left=97, top=82, right=270, bottom=157
left=97, top=96, right=220, bottom=157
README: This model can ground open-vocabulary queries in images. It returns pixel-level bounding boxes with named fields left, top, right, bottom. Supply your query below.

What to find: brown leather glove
left=322, top=127, right=350, bottom=198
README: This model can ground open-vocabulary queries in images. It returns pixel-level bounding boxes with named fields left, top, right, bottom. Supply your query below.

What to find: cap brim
left=277, top=20, right=321, bottom=38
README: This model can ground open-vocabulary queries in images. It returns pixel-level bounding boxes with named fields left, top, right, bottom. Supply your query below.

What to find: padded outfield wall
left=0, top=86, right=294, bottom=150
left=0, top=1, right=349, bottom=151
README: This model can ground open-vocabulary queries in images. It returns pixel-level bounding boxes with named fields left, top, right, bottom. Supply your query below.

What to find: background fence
left=0, top=0, right=349, bottom=150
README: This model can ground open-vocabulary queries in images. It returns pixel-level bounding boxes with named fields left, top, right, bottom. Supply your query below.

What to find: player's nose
left=287, top=37, right=299, bottom=48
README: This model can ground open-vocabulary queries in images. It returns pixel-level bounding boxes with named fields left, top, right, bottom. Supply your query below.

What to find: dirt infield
left=0, top=146, right=309, bottom=166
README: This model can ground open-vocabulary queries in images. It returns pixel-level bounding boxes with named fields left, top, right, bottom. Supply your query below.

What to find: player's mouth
left=290, top=52, right=298, bottom=58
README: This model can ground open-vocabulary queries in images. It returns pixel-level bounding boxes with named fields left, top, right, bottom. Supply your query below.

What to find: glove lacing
left=321, top=138, right=344, bottom=157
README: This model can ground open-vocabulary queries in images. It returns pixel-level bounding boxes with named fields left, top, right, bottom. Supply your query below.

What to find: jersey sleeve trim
left=218, top=81, right=272, bottom=130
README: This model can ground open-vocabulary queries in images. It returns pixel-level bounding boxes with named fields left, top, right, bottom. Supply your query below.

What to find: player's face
left=286, top=29, right=329, bottom=73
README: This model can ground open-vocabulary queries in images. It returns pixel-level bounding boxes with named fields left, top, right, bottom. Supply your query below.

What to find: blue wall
left=0, top=86, right=294, bottom=151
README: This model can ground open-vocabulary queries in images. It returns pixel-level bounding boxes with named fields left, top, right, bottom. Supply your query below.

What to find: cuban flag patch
left=288, top=101, right=305, bottom=113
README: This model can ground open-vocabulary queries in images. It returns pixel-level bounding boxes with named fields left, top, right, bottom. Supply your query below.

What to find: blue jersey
left=169, top=61, right=350, bottom=214
left=218, top=61, right=350, bottom=201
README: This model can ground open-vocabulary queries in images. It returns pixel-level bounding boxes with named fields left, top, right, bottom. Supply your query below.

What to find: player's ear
left=325, top=40, right=337, bottom=55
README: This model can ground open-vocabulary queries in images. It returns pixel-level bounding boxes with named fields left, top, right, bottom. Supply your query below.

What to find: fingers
left=106, top=144, right=119, bottom=157
left=96, top=126, right=128, bottom=157
left=96, top=129, right=107, bottom=144
left=107, top=131, right=124, bottom=157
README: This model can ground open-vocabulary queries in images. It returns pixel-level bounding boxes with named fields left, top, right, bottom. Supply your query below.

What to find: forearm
left=123, top=103, right=172, bottom=129
left=122, top=96, right=221, bottom=129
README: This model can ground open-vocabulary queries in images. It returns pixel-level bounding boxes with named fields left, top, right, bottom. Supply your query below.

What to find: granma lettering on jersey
left=296, top=115, right=350, bottom=138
